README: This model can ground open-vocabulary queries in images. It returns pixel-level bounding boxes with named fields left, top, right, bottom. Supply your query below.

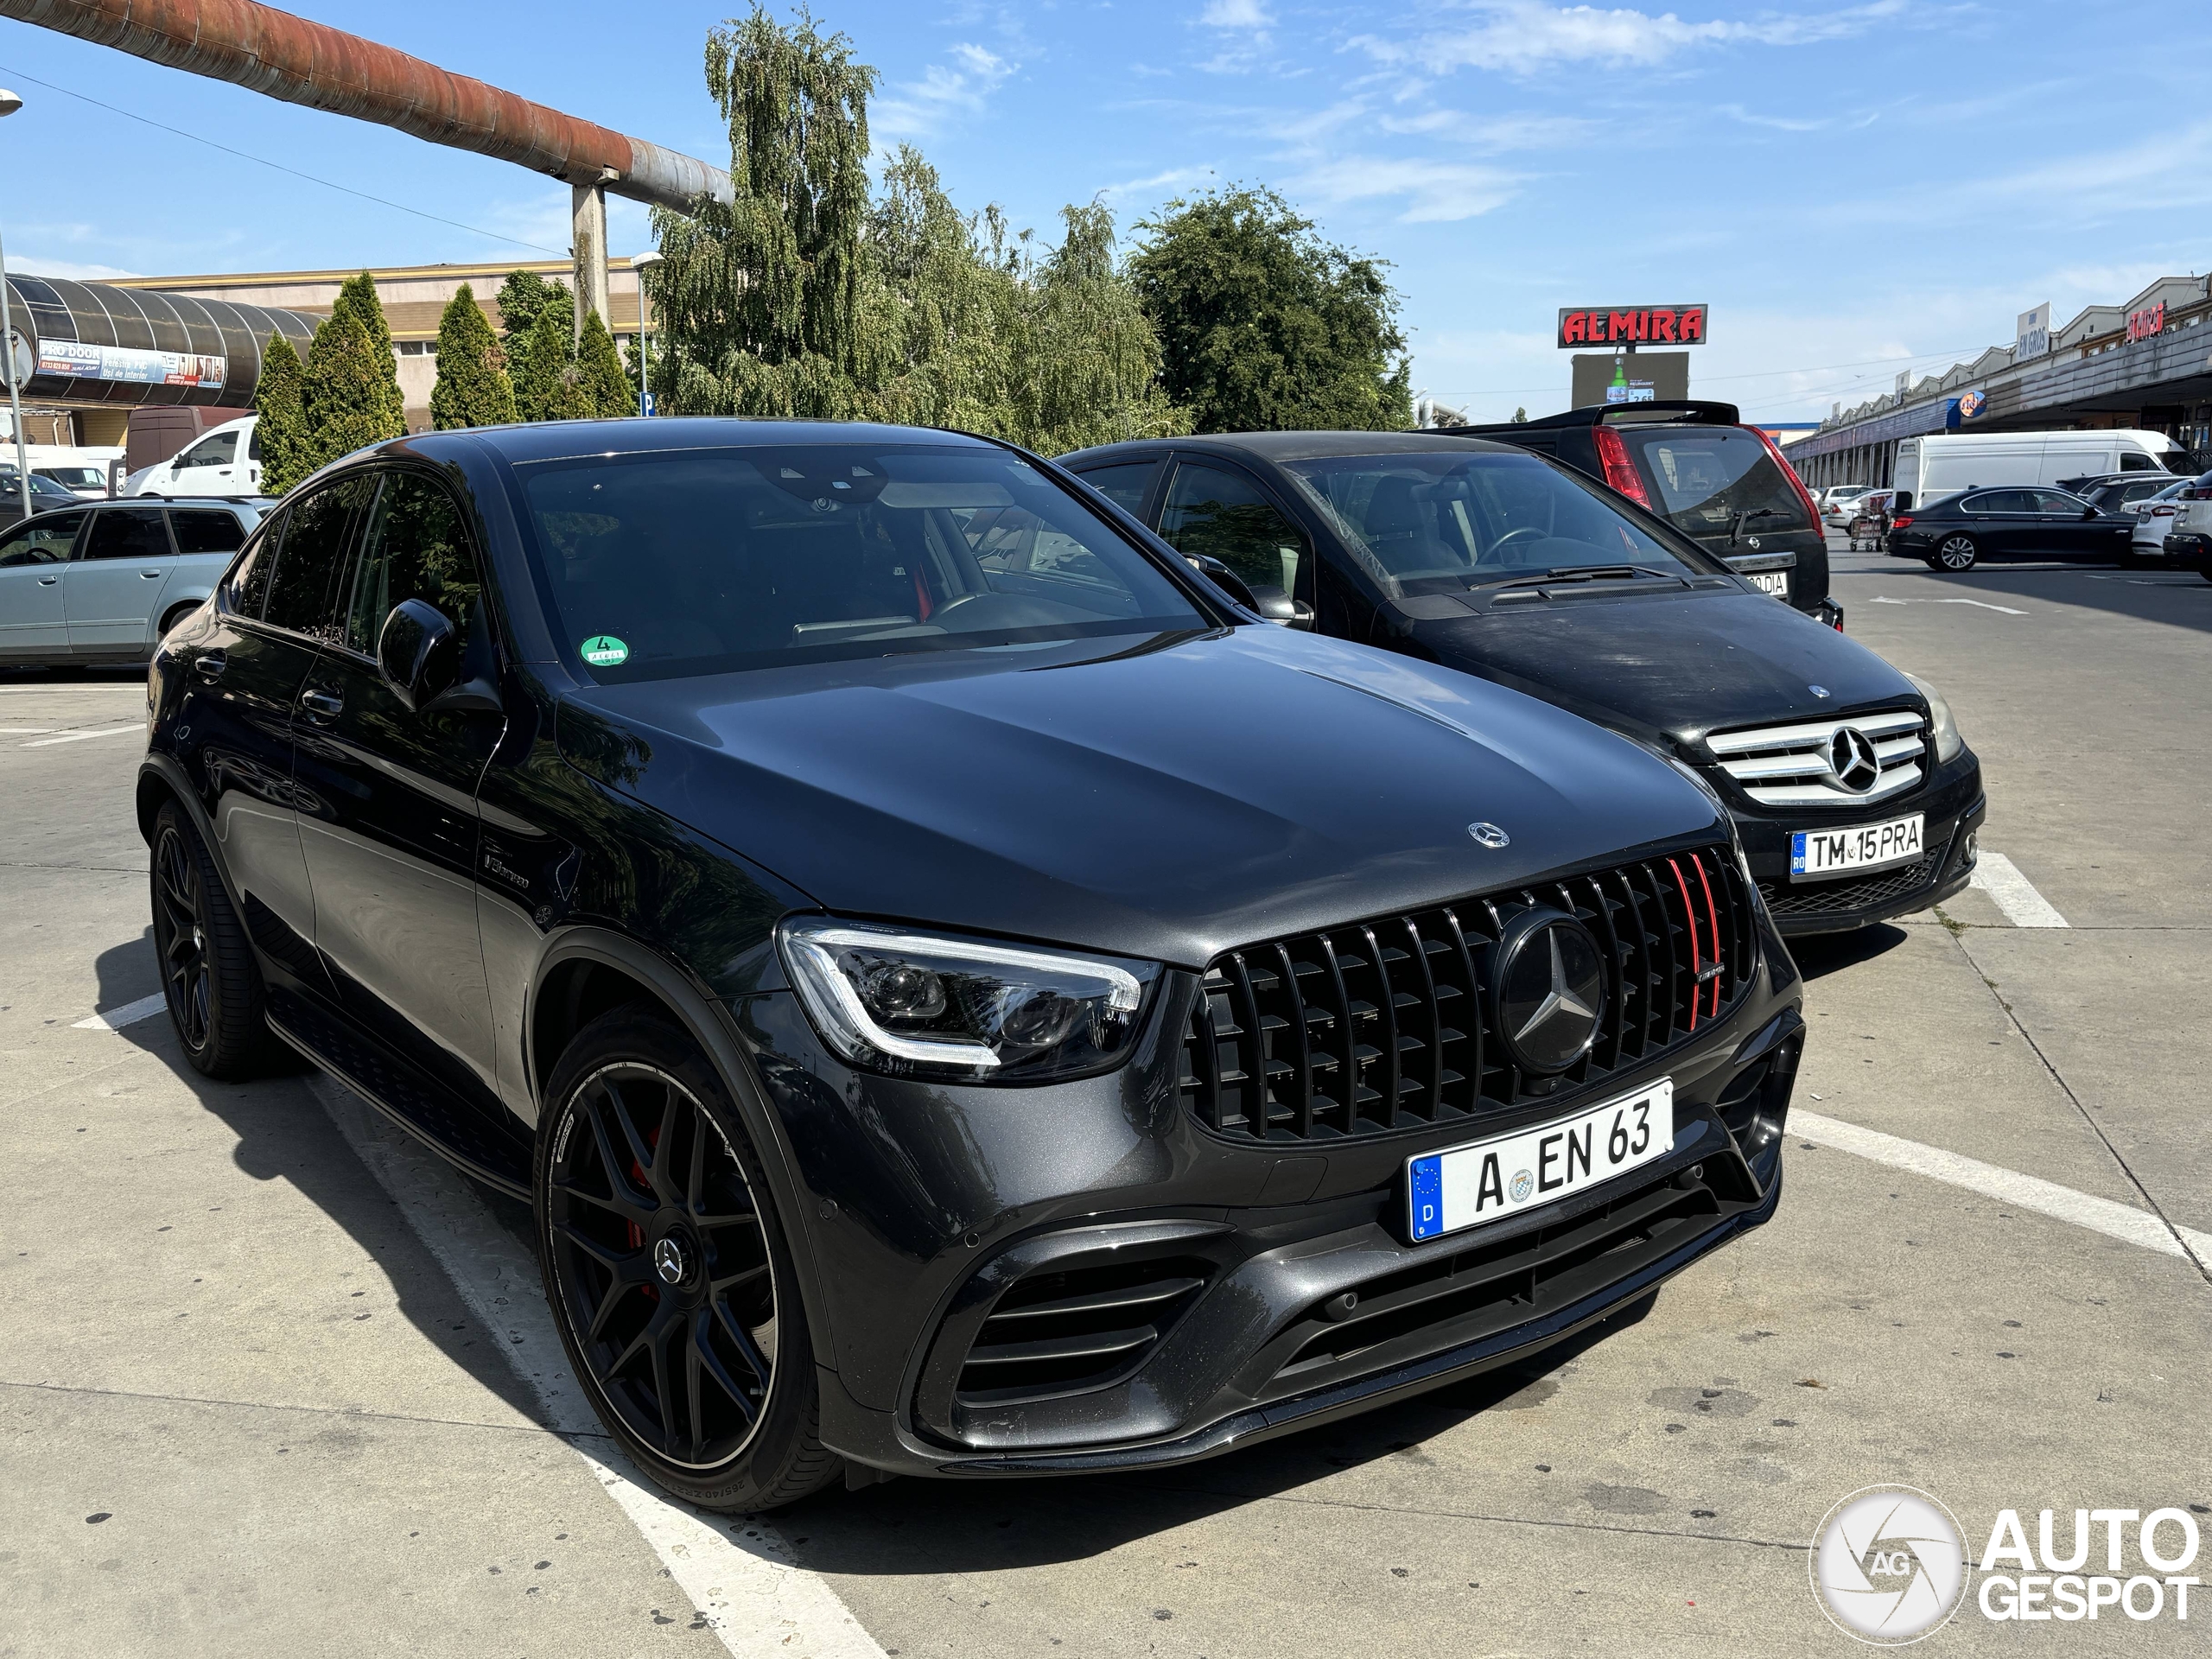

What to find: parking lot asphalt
left=3, top=541, right=2208, bottom=1657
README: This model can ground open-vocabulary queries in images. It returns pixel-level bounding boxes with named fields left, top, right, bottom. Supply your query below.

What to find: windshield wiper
left=1729, top=507, right=1783, bottom=545
left=1471, top=564, right=1670, bottom=590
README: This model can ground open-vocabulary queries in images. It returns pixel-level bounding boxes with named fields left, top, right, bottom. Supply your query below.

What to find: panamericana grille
left=1761, top=853, right=1942, bottom=917
left=1179, top=845, right=1753, bottom=1142
left=1706, top=709, right=1926, bottom=808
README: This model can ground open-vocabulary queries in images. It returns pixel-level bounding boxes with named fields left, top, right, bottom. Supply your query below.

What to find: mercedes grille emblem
left=652, top=1236, right=689, bottom=1287
left=1828, top=725, right=1881, bottom=793
left=1467, top=821, right=1510, bottom=849
left=1493, top=911, right=1606, bottom=1073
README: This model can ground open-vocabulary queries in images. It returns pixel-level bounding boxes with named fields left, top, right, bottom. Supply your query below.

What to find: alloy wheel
left=545, top=1063, right=777, bottom=1471
left=151, top=824, right=212, bottom=1052
left=1936, top=537, right=1978, bottom=571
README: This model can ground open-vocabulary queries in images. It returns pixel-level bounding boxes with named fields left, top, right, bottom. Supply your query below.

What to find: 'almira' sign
left=1557, top=305, right=1709, bottom=348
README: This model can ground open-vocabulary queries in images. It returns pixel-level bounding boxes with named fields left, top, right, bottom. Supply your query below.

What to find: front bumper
left=734, top=922, right=1803, bottom=1479
left=1723, top=747, right=1985, bottom=935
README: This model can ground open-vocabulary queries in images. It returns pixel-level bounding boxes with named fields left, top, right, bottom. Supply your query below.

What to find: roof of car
left=414, top=416, right=1007, bottom=468
left=1062, top=430, right=1520, bottom=465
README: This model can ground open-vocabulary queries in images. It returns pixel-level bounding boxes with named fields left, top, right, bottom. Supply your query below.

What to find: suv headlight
left=1903, top=673, right=1965, bottom=763
left=777, top=917, right=1163, bottom=1083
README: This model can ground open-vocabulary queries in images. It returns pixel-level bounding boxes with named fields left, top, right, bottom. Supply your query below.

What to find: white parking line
left=1793, top=1110, right=2212, bottom=1269
left=305, top=1074, right=889, bottom=1659
left=72, top=992, right=168, bottom=1032
left=0, top=727, right=56, bottom=734
left=1867, top=595, right=2029, bottom=615
left=20, top=724, right=143, bottom=748
left=1969, top=851, right=2069, bottom=927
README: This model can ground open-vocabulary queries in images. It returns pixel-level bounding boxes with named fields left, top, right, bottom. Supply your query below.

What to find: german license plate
left=1790, top=812, right=1923, bottom=877
left=1746, top=571, right=1789, bottom=599
left=1407, top=1082, right=1673, bottom=1243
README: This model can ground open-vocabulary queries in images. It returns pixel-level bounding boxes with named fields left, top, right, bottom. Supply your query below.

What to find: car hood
left=1402, top=588, right=1920, bottom=750
left=556, top=626, right=1725, bottom=969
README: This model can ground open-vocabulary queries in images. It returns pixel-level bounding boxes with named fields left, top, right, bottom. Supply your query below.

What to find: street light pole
left=0, top=88, right=31, bottom=524
left=631, top=251, right=662, bottom=417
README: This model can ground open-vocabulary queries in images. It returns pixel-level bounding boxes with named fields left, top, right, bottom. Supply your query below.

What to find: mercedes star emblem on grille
left=1493, top=910, right=1606, bottom=1073
left=1467, top=821, right=1510, bottom=849
left=1827, top=725, right=1881, bottom=792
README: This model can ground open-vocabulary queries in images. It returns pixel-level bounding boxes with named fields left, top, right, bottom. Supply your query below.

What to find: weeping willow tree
left=647, top=8, right=1185, bottom=448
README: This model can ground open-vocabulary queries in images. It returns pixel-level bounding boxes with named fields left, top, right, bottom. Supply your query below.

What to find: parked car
left=1819, top=484, right=1872, bottom=522
left=2159, top=469, right=2212, bottom=580
left=124, top=414, right=263, bottom=498
left=0, top=467, right=92, bottom=530
left=0, top=498, right=264, bottom=665
left=1892, top=429, right=2180, bottom=508
left=143, top=417, right=1806, bottom=1510
left=2067, top=472, right=2180, bottom=512
left=1058, top=431, right=1984, bottom=939
left=1885, top=486, right=2133, bottom=570
left=1438, top=403, right=1832, bottom=615
left=2126, top=479, right=2196, bottom=564
left=35, top=463, right=115, bottom=499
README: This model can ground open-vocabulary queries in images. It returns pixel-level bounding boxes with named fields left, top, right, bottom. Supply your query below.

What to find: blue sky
left=3, top=1, right=2205, bottom=423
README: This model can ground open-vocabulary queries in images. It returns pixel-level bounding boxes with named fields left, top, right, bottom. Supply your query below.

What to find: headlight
left=1904, top=673, right=1965, bottom=763
left=777, top=917, right=1162, bottom=1083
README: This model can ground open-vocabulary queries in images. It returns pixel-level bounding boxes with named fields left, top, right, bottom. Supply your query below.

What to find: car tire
left=536, top=1010, right=839, bottom=1512
left=1929, top=535, right=1979, bottom=572
left=149, top=798, right=278, bottom=1079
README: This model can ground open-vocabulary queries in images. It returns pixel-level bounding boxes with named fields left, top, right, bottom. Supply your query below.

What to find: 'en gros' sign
left=1557, top=305, right=1708, bottom=348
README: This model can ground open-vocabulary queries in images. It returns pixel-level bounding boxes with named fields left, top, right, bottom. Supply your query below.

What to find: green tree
left=514, top=302, right=592, bottom=423
left=428, top=284, right=518, bottom=430
left=1129, top=185, right=1411, bottom=433
left=648, top=5, right=877, bottom=418
left=252, top=332, right=314, bottom=496
left=1512, top=406, right=1528, bottom=423
left=329, top=271, right=408, bottom=435
left=575, top=310, right=635, bottom=419
left=495, top=269, right=572, bottom=351
left=302, top=311, right=398, bottom=467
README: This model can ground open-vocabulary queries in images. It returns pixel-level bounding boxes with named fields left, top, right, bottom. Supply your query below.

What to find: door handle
left=299, top=686, right=344, bottom=721
left=194, top=652, right=227, bottom=683
left=140, top=569, right=164, bottom=579
left=37, top=575, right=58, bottom=585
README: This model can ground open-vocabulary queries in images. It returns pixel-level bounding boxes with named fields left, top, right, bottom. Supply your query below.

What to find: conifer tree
left=303, top=311, right=397, bottom=467
left=428, top=284, right=518, bottom=429
left=329, top=272, right=408, bottom=436
left=252, top=332, right=314, bottom=496
left=576, top=310, right=635, bottom=418
left=514, top=302, right=592, bottom=422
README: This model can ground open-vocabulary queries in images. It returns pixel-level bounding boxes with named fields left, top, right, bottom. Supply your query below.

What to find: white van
left=15, top=443, right=127, bottom=499
left=1894, top=429, right=2181, bottom=508
left=124, top=415, right=261, bottom=498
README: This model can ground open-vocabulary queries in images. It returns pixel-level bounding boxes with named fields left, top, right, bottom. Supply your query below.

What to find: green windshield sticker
left=580, top=635, right=629, bottom=668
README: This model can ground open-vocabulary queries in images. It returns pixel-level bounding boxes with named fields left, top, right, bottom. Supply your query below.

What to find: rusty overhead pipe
left=0, top=0, right=734, bottom=215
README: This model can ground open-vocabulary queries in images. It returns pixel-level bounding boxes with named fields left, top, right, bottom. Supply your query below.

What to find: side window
left=2031, top=491, right=2082, bottom=513
left=341, top=472, right=480, bottom=656
left=2120, top=452, right=2158, bottom=472
left=177, top=431, right=238, bottom=469
left=1159, top=461, right=1308, bottom=595
left=264, top=477, right=371, bottom=642
left=1967, top=490, right=2027, bottom=513
left=246, top=426, right=264, bottom=463
left=169, top=510, right=247, bottom=556
left=228, top=512, right=283, bottom=617
left=0, top=510, right=86, bottom=566
left=81, top=507, right=175, bottom=561
left=1072, top=461, right=1160, bottom=518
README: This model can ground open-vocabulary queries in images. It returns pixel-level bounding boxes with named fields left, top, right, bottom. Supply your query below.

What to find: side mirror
left=1184, top=553, right=1260, bottom=613
left=2082, top=505, right=2098, bottom=518
left=378, top=597, right=461, bottom=712
left=1243, top=582, right=1317, bottom=629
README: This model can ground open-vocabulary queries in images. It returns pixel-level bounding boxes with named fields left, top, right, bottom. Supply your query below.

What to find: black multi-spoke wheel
left=537, top=1012, right=836, bottom=1510
left=147, top=800, right=273, bottom=1078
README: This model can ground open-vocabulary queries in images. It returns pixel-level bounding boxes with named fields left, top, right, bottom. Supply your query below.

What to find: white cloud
left=874, top=42, right=1017, bottom=137
left=1378, top=110, right=1598, bottom=149
left=8, top=256, right=145, bottom=282
left=1201, top=0, right=1273, bottom=24
left=1361, top=0, right=1913, bottom=77
left=1095, top=165, right=1219, bottom=200
left=1292, top=155, right=1527, bottom=222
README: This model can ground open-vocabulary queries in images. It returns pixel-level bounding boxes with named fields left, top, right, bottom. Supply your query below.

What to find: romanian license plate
left=1746, top=571, right=1790, bottom=599
left=1407, top=1081, right=1674, bottom=1243
left=1790, top=812, right=1923, bottom=877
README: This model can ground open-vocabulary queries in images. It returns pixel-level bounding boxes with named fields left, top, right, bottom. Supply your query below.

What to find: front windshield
left=39, top=467, right=105, bottom=489
left=521, top=443, right=1208, bottom=683
left=1279, top=449, right=1709, bottom=597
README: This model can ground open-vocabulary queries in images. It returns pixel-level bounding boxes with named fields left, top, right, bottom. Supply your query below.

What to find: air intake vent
left=954, top=1257, right=1216, bottom=1406
left=1178, top=845, right=1752, bottom=1142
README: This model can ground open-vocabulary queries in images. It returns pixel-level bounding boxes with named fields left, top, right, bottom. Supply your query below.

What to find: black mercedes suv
left=142, top=418, right=1802, bottom=1510
left=1058, top=431, right=1985, bottom=937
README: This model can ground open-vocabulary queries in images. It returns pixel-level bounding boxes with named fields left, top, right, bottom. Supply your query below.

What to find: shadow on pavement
left=789, top=1295, right=1659, bottom=1573
left=1850, top=556, right=2212, bottom=636
left=92, top=928, right=554, bottom=1430
left=1788, top=924, right=1911, bottom=981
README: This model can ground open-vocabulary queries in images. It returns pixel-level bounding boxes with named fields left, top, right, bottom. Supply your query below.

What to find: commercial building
left=1791, top=275, right=2212, bottom=489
